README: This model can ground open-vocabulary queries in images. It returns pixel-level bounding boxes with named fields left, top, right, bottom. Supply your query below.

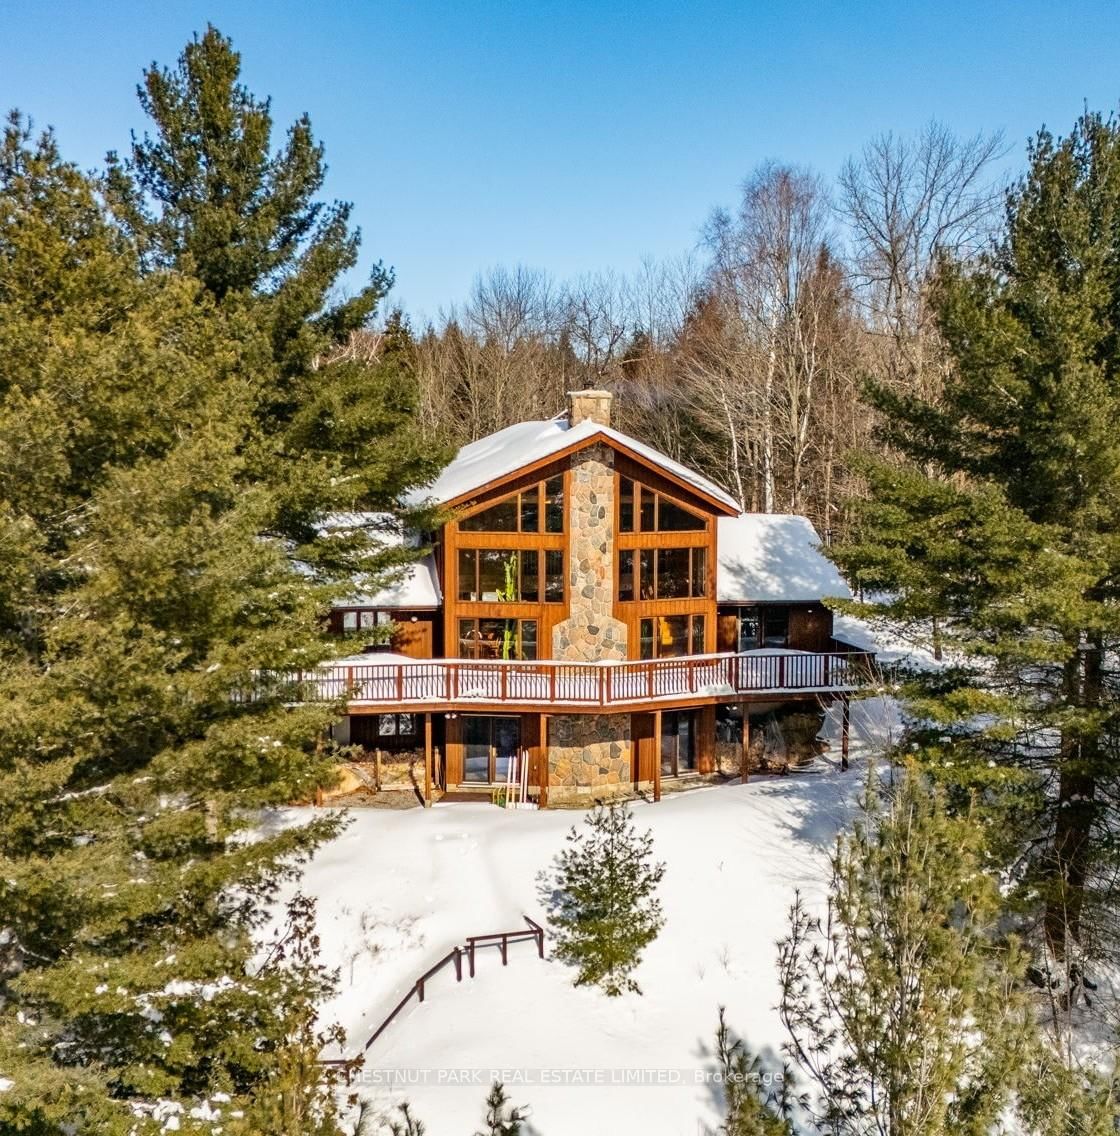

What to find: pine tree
left=0, top=112, right=411, bottom=1134
left=714, top=1008, right=796, bottom=1136
left=777, top=767, right=1036, bottom=1136
left=541, top=801, right=666, bottom=996
left=829, top=108, right=1120, bottom=972
left=473, top=1081, right=528, bottom=1136
left=106, top=25, right=449, bottom=572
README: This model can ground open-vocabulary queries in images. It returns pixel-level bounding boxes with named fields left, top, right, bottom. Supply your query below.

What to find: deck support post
left=423, top=713, right=433, bottom=806
left=840, top=696, right=851, bottom=772
left=538, top=714, right=549, bottom=808
left=653, top=709, right=662, bottom=803
left=740, top=702, right=750, bottom=784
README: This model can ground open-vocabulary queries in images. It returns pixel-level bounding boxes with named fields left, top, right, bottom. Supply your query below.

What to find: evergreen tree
left=777, top=767, right=1036, bottom=1136
left=473, top=1081, right=528, bottom=1136
left=0, top=113, right=393, bottom=1134
left=714, top=1007, right=797, bottom=1136
left=829, top=108, right=1120, bottom=971
left=541, top=801, right=666, bottom=996
left=106, top=25, right=449, bottom=573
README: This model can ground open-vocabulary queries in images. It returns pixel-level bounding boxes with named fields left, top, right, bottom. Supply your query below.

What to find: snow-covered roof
left=407, top=415, right=741, bottom=512
left=716, top=514, right=851, bottom=604
left=321, top=513, right=442, bottom=610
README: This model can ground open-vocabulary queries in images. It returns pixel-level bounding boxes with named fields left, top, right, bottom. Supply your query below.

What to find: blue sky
left=2, top=1, right=1118, bottom=321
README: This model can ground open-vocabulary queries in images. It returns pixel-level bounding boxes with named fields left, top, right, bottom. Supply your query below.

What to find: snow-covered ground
left=270, top=699, right=898, bottom=1135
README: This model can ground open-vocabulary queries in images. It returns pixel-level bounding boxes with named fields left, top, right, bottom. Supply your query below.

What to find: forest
left=1, top=18, right=1120, bottom=1136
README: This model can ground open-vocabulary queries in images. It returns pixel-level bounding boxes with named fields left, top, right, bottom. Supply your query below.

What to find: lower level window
left=458, top=618, right=538, bottom=660
left=661, top=710, right=697, bottom=777
left=378, top=713, right=416, bottom=738
left=638, top=614, right=705, bottom=659
left=463, top=715, right=522, bottom=783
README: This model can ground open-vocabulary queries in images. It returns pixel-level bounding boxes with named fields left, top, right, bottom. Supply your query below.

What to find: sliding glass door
left=463, top=716, right=522, bottom=783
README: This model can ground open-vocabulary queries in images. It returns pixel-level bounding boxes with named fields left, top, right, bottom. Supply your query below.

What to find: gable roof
left=716, top=514, right=852, bottom=604
left=407, top=415, right=741, bottom=514
left=322, top=513, right=442, bottom=610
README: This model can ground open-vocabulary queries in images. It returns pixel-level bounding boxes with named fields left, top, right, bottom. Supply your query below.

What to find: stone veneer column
left=548, top=419, right=632, bottom=803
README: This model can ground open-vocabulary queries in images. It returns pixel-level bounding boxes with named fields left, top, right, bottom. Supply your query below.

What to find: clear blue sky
left=2, top=1, right=1118, bottom=321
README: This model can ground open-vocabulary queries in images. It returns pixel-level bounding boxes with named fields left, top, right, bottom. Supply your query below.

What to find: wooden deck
left=287, top=649, right=874, bottom=713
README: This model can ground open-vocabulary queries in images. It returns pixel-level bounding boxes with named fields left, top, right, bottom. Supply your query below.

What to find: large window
left=660, top=710, right=697, bottom=777
left=618, top=476, right=706, bottom=533
left=463, top=715, right=521, bottom=783
left=618, top=547, right=707, bottom=601
left=638, top=614, right=706, bottom=659
left=459, top=476, right=564, bottom=534
left=457, top=549, right=563, bottom=603
left=458, top=618, right=538, bottom=660
left=733, top=605, right=789, bottom=651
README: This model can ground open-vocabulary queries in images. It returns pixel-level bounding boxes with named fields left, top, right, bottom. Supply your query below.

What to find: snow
left=717, top=514, right=851, bottom=604
left=407, top=415, right=741, bottom=512
left=269, top=701, right=894, bottom=1136
left=319, top=514, right=442, bottom=611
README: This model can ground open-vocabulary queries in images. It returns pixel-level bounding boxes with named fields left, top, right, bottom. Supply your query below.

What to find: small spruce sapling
left=541, top=801, right=666, bottom=996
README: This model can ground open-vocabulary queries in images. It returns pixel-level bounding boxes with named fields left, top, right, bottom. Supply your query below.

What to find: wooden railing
left=360, top=916, right=544, bottom=1054
left=282, top=648, right=874, bottom=710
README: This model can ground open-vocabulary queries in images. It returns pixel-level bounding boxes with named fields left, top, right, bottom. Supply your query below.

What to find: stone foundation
left=547, top=713, right=632, bottom=804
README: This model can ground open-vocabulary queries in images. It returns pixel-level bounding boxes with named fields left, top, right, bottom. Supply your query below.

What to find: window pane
left=478, top=549, right=515, bottom=600
left=545, top=476, right=564, bottom=532
left=763, top=607, right=789, bottom=648
left=639, top=486, right=655, bottom=532
left=660, top=713, right=676, bottom=776
left=658, top=497, right=705, bottom=531
left=639, top=618, right=654, bottom=660
left=545, top=549, right=564, bottom=602
left=691, top=547, right=707, bottom=597
left=460, top=496, right=518, bottom=532
left=657, top=548, right=690, bottom=599
left=520, top=620, right=538, bottom=661
left=397, top=714, right=416, bottom=736
left=678, top=713, right=696, bottom=771
left=493, top=717, right=521, bottom=783
left=376, top=610, right=393, bottom=626
left=457, top=549, right=477, bottom=601
left=378, top=714, right=397, bottom=736
left=459, top=618, right=480, bottom=658
left=619, top=477, right=634, bottom=533
left=639, top=549, right=654, bottom=600
left=519, top=491, right=539, bottom=533
left=360, top=610, right=377, bottom=629
left=479, top=618, right=512, bottom=658
left=658, top=615, right=689, bottom=657
left=738, top=608, right=761, bottom=652
left=691, top=616, right=705, bottom=655
left=520, top=549, right=539, bottom=602
left=463, top=717, right=490, bottom=782
left=342, top=611, right=358, bottom=631
left=618, top=549, right=634, bottom=602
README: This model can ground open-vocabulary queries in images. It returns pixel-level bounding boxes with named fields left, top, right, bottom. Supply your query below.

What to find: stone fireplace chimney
left=568, top=389, right=613, bottom=429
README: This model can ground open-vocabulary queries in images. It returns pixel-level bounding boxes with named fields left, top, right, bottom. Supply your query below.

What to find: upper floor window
left=617, top=546, right=707, bottom=601
left=459, top=475, right=564, bottom=533
left=618, top=477, right=705, bottom=533
left=457, top=548, right=564, bottom=603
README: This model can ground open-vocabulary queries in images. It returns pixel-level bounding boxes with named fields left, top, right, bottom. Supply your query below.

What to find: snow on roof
left=321, top=513, right=442, bottom=610
left=407, top=415, right=740, bottom=511
left=716, top=513, right=852, bottom=604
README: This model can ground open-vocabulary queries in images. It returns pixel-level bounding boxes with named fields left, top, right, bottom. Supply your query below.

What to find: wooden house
left=320, top=391, right=870, bottom=804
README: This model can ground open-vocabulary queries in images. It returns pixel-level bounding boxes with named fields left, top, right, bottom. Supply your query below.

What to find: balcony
left=289, top=649, right=875, bottom=713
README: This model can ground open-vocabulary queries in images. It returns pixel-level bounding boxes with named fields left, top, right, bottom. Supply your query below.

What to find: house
left=318, top=390, right=870, bottom=805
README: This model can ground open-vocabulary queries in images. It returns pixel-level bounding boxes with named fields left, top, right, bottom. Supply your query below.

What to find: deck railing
left=281, top=648, right=874, bottom=710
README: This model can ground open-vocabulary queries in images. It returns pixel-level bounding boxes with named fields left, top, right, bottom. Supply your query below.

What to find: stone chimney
left=568, top=389, right=613, bottom=428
